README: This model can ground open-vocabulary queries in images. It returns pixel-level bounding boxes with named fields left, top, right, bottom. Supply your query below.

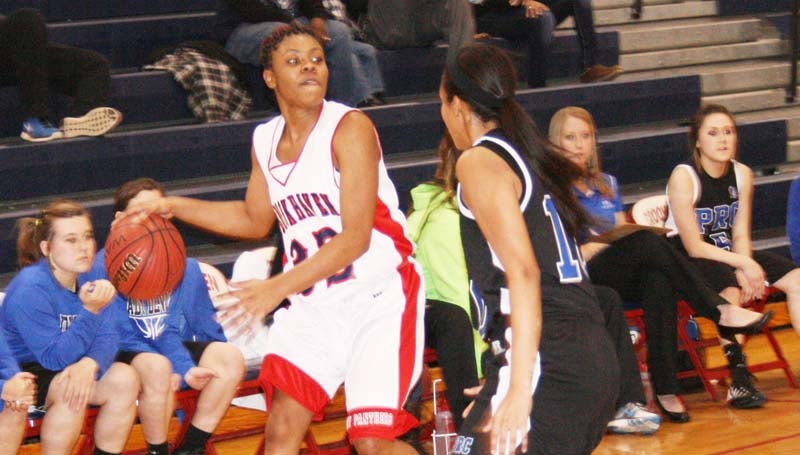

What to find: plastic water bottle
left=640, top=370, right=655, bottom=412
left=434, top=409, right=456, bottom=455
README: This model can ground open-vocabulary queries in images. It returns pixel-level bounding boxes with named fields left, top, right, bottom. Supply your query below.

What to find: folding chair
left=630, top=195, right=797, bottom=401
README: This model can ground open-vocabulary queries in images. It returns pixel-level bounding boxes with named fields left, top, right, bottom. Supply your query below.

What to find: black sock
left=175, top=425, right=213, bottom=453
left=147, top=442, right=169, bottom=455
left=94, top=448, right=119, bottom=455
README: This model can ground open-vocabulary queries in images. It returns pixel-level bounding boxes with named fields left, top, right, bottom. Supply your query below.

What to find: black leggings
left=0, top=9, right=111, bottom=118
left=425, top=299, right=480, bottom=430
left=587, top=230, right=728, bottom=395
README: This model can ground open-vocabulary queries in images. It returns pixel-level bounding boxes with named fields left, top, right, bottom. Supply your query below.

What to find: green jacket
left=407, top=183, right=487, bottom=375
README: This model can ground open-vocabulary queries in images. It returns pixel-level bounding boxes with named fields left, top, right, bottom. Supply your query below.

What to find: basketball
left=104, top=214, right=187, bottom=300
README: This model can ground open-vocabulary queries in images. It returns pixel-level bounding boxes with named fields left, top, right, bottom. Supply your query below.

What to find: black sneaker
left=727, top=378, right=767, bottom=409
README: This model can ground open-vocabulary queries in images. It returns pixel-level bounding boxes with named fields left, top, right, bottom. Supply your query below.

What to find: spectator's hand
left=461, top=384, right=483, bottom=418
left=310, top=17, right=330, bottom=42
left=737, top=258, right=766, bottom=303
left=55, top=357, right=98, bottom=411
left=79, top=280, right=116, bottom=314
left=521, top=0, right=549, bottom=18
left=184, top=367, right=218, bottom=391
left=2, top=372, right=37, bottom=411
left=216, top=279, right=283, bottom=340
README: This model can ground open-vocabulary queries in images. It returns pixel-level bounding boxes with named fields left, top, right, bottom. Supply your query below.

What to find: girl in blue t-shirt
left=0, top=200, right=138, bottom=455
left=549, top=107, right=773, bottom=417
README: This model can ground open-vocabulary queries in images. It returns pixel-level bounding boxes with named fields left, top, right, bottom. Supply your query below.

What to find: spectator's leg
left=225, top=22, right=283, bottom=66
left=424, top=300, right=480, bottom=430
left=91, top=363, right=140, bottom=454
left=475, top=8, right=553, bottom=88
left=45, top=43, right=112, bottom=116
left=3, top=8, right=50, bottom=119
left=130, top=353, right=175, bottom=454
left=40, top=371, right=87, bottom=454
left=441, top=0, right=476, bottom=63
left=547, top=0, right=597, bottom=69
left=351, top=39, right=385, bottom=100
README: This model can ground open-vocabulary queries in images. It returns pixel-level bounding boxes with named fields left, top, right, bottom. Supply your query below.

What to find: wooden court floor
left=213, top=328, right=800, bottom=455
left=20, top=326, right=800, bottom=454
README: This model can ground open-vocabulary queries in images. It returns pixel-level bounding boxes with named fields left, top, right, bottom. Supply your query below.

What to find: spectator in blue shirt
left=0, top=200, right=138, bottom=455
left=87, top=178, right=246, bottom=455
left=549, top=106, right=774, bottom=417
left=787, top=176, right=800, bottom=265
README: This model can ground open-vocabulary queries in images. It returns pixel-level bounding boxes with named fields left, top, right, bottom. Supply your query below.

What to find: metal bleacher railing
left=788, top=0, right=799, bottom=101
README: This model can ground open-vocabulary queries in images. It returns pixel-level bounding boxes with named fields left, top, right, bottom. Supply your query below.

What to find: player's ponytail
left=441, top=43, right=591, bottom=238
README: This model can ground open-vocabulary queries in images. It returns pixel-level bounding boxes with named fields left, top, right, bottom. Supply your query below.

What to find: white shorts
left=258, top=260, right=425, bottom=440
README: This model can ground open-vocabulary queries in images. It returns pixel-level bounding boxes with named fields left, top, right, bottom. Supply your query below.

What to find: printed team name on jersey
left=128, top=295, right=172, bottom=340
left=59, top=314, right=77, bottom=332
left=346, top=410, right=394, bottom=429
left=695, top=201, right=739, bottom=235
left=271, top=192, right=340, bottom=232
left=452, top=436, right=476, bottom=455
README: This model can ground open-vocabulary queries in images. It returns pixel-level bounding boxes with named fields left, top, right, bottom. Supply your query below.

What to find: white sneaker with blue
left=20, top=118, right=63, bottom=142
left=607, top=402, right=661, bottom=435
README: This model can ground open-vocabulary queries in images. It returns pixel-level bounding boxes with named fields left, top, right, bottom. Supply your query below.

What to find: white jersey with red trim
left=253, top=100, right=413, bottom=304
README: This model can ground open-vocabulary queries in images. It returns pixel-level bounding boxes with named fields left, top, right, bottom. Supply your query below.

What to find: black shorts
left=20, top=362, right=58, bottom=408
left=115, top=341, right=212, bottom=367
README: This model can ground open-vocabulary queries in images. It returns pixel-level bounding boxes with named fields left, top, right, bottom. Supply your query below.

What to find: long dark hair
left=441, top=43, right=590, bottom=238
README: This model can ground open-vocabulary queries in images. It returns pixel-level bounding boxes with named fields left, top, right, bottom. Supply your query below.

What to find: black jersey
left=457, top=130, right=601, bottom=344
left=665, top=161, right=742, bottom=251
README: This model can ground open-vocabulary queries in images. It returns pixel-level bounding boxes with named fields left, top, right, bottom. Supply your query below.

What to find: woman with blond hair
left=549, top=106, right=773, bottom=419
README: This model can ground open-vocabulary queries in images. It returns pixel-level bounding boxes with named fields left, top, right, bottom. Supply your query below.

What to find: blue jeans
left=351, top=39, right=384, bottom=102
left=475, top=9, right=555, bottom=88
left=544, top=0, right=598, bottom=69
left=225, top=18, right=359, bottom=106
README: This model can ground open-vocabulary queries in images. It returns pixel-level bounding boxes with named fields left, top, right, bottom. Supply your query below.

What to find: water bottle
left=434, top=409, right=456, bottom=455
left=640, top=370, right=655, bottom=412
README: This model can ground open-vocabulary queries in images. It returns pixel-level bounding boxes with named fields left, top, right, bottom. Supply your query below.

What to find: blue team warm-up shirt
left=0, top=326, right=21, bottom=412
left=0, top=260, right=119, bottom=376
left=87, top=250, right=226, bottom=379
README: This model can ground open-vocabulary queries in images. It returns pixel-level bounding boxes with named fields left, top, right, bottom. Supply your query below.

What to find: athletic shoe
left=727, top=377, right=767, bottom=409
left=20, top=118, right=63, bottom=142
left=725, top=343, right=767, bottom=409
left=62, top=106, right=123, bottom=138
left=606, top=402, right=661, bottom=435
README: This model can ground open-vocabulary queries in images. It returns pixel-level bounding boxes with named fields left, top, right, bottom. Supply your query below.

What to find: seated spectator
left=549, top=106, right=774, bottom=417
left=0, top=200, right=138, bottom=455
left=472, top=0, right=622, bottom=87
left=218, top=0, right=360, bottom=106
left=86, top=178, right=247, bottom=455
left=356, top=0, right=476, bottom=63
left=787, top=176, right=800, bottom=265
left=321, top=0, right=386, bottom=106
left=0, top=323, right=36, bottom=455
left=0, top=9, right=122, bottom=142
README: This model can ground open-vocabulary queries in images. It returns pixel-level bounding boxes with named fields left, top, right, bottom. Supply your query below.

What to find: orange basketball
left=104, top=215, right=186, bottom=300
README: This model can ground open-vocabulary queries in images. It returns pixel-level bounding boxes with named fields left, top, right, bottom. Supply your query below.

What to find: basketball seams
left=104, top=216, right=186, bottom=300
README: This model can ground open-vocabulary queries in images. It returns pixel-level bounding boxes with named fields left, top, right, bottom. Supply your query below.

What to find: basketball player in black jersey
left=439, top=42, right=617, bottom=455
left=666, top=104, right=800, bottom=408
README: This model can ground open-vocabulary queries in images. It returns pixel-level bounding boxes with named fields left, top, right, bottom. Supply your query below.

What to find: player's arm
left=730, top=163, right=754, bottom=258
left=457, top=145, right=539, bottom=454
left=263, top=110, right=378, bottom=297
left=124, top=148, right=277, bottom=240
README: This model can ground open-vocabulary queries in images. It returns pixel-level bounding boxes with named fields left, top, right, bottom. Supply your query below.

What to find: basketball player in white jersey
left=118, top=21, right=425, bottom=455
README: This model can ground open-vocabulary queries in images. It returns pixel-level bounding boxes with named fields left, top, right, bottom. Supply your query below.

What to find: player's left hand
left=216, top=279, right=282, bottom=340
left=56, top=357, right=98, bottom=411
left=184, top=367, right=218, bottom=390
left=483, top=388, right=532, bottom=455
